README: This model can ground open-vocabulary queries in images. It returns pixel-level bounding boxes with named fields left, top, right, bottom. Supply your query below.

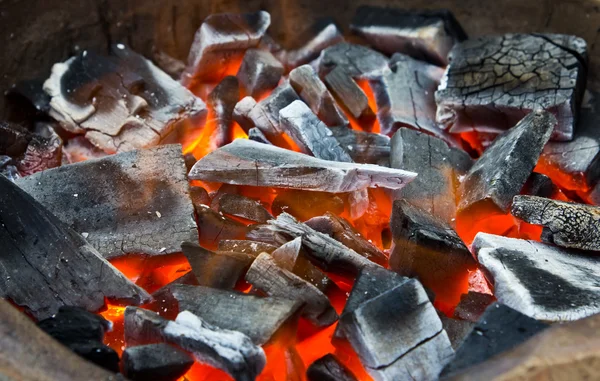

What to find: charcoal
left=152, top=48, right=186, bottom=79
left=342, top=279, right=454, bottom=380
left=521, top=172, right=557, bottom=198
left=271, top=190, right=345, bottom=221
left=246, top=224, right=289, bottom=246
left=153, top=271, right=199, bottom=294
left=473, top=233, right=600, bottom=321
left=217, top=193, right=272, bottom=223
left=248, top=127, right=272, bottom=144
left=44, top=45, right=206, bottom=154
left=245, top=253, right=338, bottom=327
left=62, top=135, right=108, bottom=163
left=453, top=292, right=495, bottom=322
left=206, top=76, right=240, bottom=149
left=324, top=67, right=375, bottom=126
left=318, top=42, right=389, bottom=79
left=0, top=155, right=19, bottom=181
left=124, top=307, right=266, bottom=381
left=218, top=240, right=278, bottom=256
left=436, top=34, right=588, bottom=141
left=288, top=65, right=348, bottom=127
left=183, top=11, right=271, bottom=84
left=182, top=242, right=253, bottom=289
left=195, top=204, right=248, bottom=248
left=441, top=303, right=548, bottom=378
left=390, top=128, right=472, bottom=225
left=458, top=111, right=556, bottom=215
left=233, top=96, right=258, bottom=132
left=306, top=354, right=358, bottom=381
left=8, top=79, right=51, bottom=112
left=17, top=145, right=197, bottom=258
left=329, top=126, right=390, bottom=166
left=189, top=139, right=417, bottom=193
left=155, top=284, right=301, bottom=345
left=190, top=185, right=211, bottom=208
left=123, top=343, right=194, bottom=381
left=351, top=7, right=466, bottom=66
left=438, top=314, right=475, bottom=350
left=237, top=49, right=284, bottom=99
left=279, top=18, right=344, bottom=69
left=305, top=212, right=387, bottom=266
left=0, top=121, right=30, bottom=156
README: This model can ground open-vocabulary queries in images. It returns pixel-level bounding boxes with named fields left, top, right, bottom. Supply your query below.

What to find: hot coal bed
left=0, top=4, right=599, bottom=381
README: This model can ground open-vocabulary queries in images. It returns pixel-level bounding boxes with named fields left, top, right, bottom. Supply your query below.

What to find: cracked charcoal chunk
left=306, top=354, right=358, bottom=381
left=453, top=292, right=495, bottom=322
left=458, top=110, right=556, bottom=215
left=44, top=45, right=206, bottom=154
left=206, top=76, right=240, bottom=149
left=390, top=128, right=472, bottom=225
left=124, top=307, right=266, bottom=381
left=188, top=139, right=417, bottom=193
left=195, top=204, right=248, bottom=250
left=237, top=49, right=284, bottom=99
left=351, top=6, right=466, bottom=66
left=324, top=67, right=376, bottom=126
left=435, top=34, right=588, bottom=141
left=123, top=343, right=194, bottom=381
left=247, top=127, right=272, bottom=144
left=318, top=42, right=389, bottom=79
left=183, top=11, right=271, bottom=84
left=218, top=240, right=277, bottom=256
left=472, top=233, right=600, bottom=321
left=512, top=195, right=600, bottom=251
left=0, top=175, right=150, bottom=320
left=217, top=193, right=272, bottom=223
left=16, top=144, right=197, bottom=259
left=329, top=126, right=390, bottom=166
left=441, top=303, right=548, bottom=378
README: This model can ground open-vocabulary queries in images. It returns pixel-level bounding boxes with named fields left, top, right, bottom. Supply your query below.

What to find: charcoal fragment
left=206, top=75, right=240, bottom=149
left=453, top=292, right=495, bottom=322
left=217, top=193, right=272, bottom=223
left=328, top=126, right=390, bottom=166
left=123, top=343, right=194, bottom=381
left=195, top=204, right=248, bottom=249
left=237, top=49, right=284, bottom=99
left=318, top=42, right=389, bottom=79
left=218, top=240, right=277, bottom=256
left=306, top=354, right=358, bottom=381
left=324, top=67, right=376, bottom=125
left=279, top=18, right=344, bottom=69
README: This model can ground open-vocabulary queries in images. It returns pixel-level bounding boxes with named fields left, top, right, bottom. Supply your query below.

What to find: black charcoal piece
left=217, top=193, right=272, bottom=223
left=0, top=176, right=150, bottom=320
left=218, top=240, right=277, bottom=256
left=441, top=303, right=548, bottom=378
left=390, top=128, right=472, bottom=225
left=438, top=314, right=475, bottom=350
left=237, top=49, right=284, bottom=99
left=248, top=127, right=272, bottom=144
left=0, top=155, right=19, bottom=181
left=325, top=67, right=376, bottom=125
left=206, top=76, right=240, bottom=149
left=306, top=354, right=358, bottom=381
left=8, top=79, right=51, bottom=112
left=521, top=172, right=557, bottom=198
left=123, top=343, right=194, bottom=381
left=245, top=253, right=338, bottom=327
left=329, top=126, right=390, bottom=166
left=453, top=292, right=495, bottom=322
left=155, top=284, right=301, bottom=345
left=435, top=34, right=588, bottom=141
left=318, top=42, right=389, bottom=79
left=195, top=204, right=248, bottom=248
left=279, top=18, right=344, bottom=69
left=44, top=45, right=206, bottom=154
left=472, top=233, right=600, bottom=321
left=351, top=6, right=466, bottom=66
left=189, top=139, right=417, bottom=193
left=17, top=144, right=198, bottom=259
left=124, top=307, right=266, bottom=381
left=458, top=111, right=556, bottom=215
left=246, top=224, right=289, bottom=246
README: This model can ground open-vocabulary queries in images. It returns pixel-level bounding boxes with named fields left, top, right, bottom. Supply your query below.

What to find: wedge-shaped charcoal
left=436, top=34, right=588, bottom=141
left=318, top=43, right=389, bottom=79
left=521, top=172, right=557, bottom=198
left=306, top=354, right=358, bottom=381
left=182, top=242, right=253, bottom=289
left=124, top=307, right=266, bottom=381
left=17, top=145, right=197, bottom=259
left=288, top=65, right=348, bottom=127
left=217, top=193, right=272, bottom=223
left=458, top=111, right=556, bottom=215
left=473, top=233, right=600, bottom=321
left=123, top=343, right=194, bottom=381
left=155, top=284, right=301, bottom=345
left=389, top=200, right=476, bottom=304
left=351, top=6, right=466, bottom=66
left=206, top=76, right=240, bottom=149
left=342, top=279, right=454, bottom=381
left=44, top=45, right=206, bottom=154
left=248, top=127, right=272, bottom=144
left=391, top=128, right=472, bottom=224
left=183, top=11, right=271, bottom=84
left=246, top=253, right=338, bottom=327
left=438, top=314, right=475, bottom=350
left=195, top=204, right=248, bottom=249
left=324, top=67, right=376, bottom=126
left=237, top=49, right=284, bottom=99
left=279, top=18, right=344, bottom=69
left=218, top=240, right=277, bottom=256
left=441, top=303, right=548, bottom=378
left=271, top=189, right=345, bottom=221
left=189, top=139, right=417, bottom=193
left=233, top=96, right=258, bottom=132
left=453, top=292, right=495, bottom=322
left=329, top=126, right=390, bottom=166
left=0, top=176, right=150, bottom=320
left=512, top=195, right=600, bottom=251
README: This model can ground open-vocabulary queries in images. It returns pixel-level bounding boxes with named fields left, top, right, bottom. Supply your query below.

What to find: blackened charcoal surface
left=217, top=193, right=272, bottom=223
left=207, top=76, right=240, bottom=149
left=318, top=43, right=389, bottom=79
left=438, top=314, right=475, bottom=350
left=195, top=204, right=248, bottom=248
left=306, top=354, right=358, bottom=381
left=521, top=172, right=558, bottom=198
left=329, top=126, right=390, bottom=166
left=453, top=292, right=495, bottom=322
left=218, top=240, right=278, bottom=256
left=325, top=67, right=375, bottom=125
left=248, top=127, right=272, bottom=144
left=123, top=343, right=194, bottom=381
left=279, top=18, right=344, bottom=69
left=237, top=49, right=284, bottom=99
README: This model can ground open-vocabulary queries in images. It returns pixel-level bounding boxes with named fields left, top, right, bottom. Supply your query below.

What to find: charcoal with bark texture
left=155, top=284, right=301, bottom=345
left=318, top=43, right=389, bottom=79
left=306, top=354, right=358, bottom=381
left=271, top=189, right=345, bottom=221
left=458, top=111, right=556, bottom=215
left=473, top=233, right=600, bottom=321
left=351, top=6, right=466, bottom=66
left=218, top=240, right=277, bottom=256
left=0, top=176, right=150, bottom=320
left=329, top=126, right=390, bottom=166
left=325, top=67, right=375, bottom=126
left=246, top=253, right=338, bottom=327
left=436, top=34, right=588, bottom=141
left=453, top=292, right=495, bottom=322
left=183, top=11, right=271, bottom=84
left=441, top=303, right=548, bottom=378
left=17, top=145, right=198, bottom=259
left=246, top=224, right=289, bottom=247
left=512, top=195, right=600, bottom=251
left=237, top=49, right=284, bottom=99
left=206, top=76, right=240, bottom=149
left=217, top=193, right=272, bottom=223
left=189, top=139, right=417, bottom=193
left=124, top=307, right=266, bottom=381
left=390, top=128, right=472, bottom=225
left=195, top=204, right=248, bottom=249
left=44, top=45, right=206, bottom=154
left=248, top=127, right=272, bottom=144
left=123, top=343, right=194, bottom=381
left=521, top=172, right=557, bottom=198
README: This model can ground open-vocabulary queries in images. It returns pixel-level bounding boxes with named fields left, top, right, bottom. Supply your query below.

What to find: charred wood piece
left=123, top=343, right=194, bottom=381
left=318, top=42, right=389, bottom=79
left=245, top=253, right=338, bottom=327
left=271, top=190, right=345, bottom=221
left=328, top=126, right=390, bottom=166
left=124, top=307, right=266, bottom=381
left=438, top=314, right=475, bottom=350
left=435, top=34, right=588, bottom=141
left=325, top=67, right=375, bottom=125
left=195, top=204, right=248, bottom=249
left=248, top=127, right=272, bottom=144
left=233, top=96, right=258, bottom=132
left=217, top=193, right=272, bottom=223
left=453, top=292, right=495, bottom=322
left=207, top=76, right=240, bottom=149
left=189, top=139, right=417, bottom=193
left=279, top=18, right=344, bottom=69
left=218, top=240, right=278, bottom=256
left=306, top=354, right=358, bottom=381
left=521, top=172, right=558, bottom=198
left=190, top=185, right=211, bottom=208
left=237, top=49, right=284, bottom=99
left=246, top=224, right=289, bottom=247
left=473, top=233, right=600, bottom=321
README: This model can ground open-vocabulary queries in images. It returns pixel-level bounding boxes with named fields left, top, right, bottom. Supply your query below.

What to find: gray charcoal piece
left=195, top=204, right=248, bottom=247
left=438, top=313, right=475, bottom=350
left=306, top=354, right=358, bottom=381
left=325, top=67, right=376, bottom=124
left=217, top=193, right=273, bottom=223
left=473, top=233, right=600, bottom=321
left=233, top=97, right=258, bottom=132
left=318, top=42, right=389, bottom=79
left=328, top=126, right=390, bottom=166
left=0, top=176, right=150, bottom=320
left=237, top=49, right=284, bottom=99
left=206, top=76, right=240, bottom=149
left=458, top=110, right=556, bottom=215
left=279, top=18, right=344, bottom=69
left=123, top=343, right=194, bottom=381
left=435, top=33, right=588, bottom=141
left=16, top=144, right=197, bottom=259
left=248, top=127, right=272, bottom=145
left=217, top=240, right=278, bottom=256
